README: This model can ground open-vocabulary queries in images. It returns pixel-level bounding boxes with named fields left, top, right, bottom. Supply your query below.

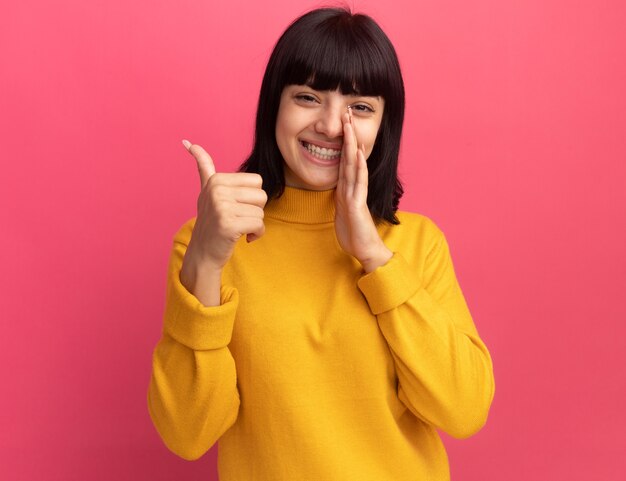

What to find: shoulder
left=377, top=209, right=448, bottom=266
left=172, top=216, right=197, bottom=246
left=393, top=209, right=446, bottom=246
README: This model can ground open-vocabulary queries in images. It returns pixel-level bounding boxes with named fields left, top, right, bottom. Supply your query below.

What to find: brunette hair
left=238, top=6, right=405, bottom=225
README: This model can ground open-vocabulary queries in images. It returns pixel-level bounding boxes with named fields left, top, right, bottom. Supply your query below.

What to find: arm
left=357, top=224, right=495, bottom=439
left=147, top=224, right=241, bottom=460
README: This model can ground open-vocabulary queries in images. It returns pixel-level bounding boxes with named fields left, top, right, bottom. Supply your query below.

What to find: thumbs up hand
left=181, top=139, right=268, bottom=271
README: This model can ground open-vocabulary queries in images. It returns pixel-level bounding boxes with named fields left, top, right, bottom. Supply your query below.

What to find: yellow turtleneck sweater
left=147, top=186, right=495, bottom=480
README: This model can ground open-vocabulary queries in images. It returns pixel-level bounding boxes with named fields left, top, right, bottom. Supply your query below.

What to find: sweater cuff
left=357, top=252, right=422, bottom=315
left=163, top=269, right=239, bottom=351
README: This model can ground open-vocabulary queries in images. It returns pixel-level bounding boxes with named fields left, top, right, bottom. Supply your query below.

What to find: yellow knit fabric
left=147, top=186, right=495, bottom=480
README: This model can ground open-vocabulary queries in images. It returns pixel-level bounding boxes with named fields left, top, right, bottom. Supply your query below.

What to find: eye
left=295, top=94, right=318, bottom=103
left=350, top=103, right=375, bottom=114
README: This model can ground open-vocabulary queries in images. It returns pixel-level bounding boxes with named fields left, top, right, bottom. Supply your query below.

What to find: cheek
left=359, top=124, right=381, bottom=148
left=275, top=99, right=292, bottom=140
left=276, top=109, right=299, bottom=144
left=275, top=116, right=290, bottom=150
left=359, top=123, right=383, bottom=158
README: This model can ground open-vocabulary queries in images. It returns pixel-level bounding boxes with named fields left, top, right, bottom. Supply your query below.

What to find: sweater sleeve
left=147, top=221, right=241, bottom=460
left=356, top=225, right=495, bottom=439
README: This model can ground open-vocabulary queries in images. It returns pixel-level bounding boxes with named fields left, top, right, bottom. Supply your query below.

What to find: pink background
left=1, top=0, right=624, bottom=479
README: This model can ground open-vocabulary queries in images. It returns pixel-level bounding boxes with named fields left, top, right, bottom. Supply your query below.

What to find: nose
left=314, top=105, right=344, bottom=139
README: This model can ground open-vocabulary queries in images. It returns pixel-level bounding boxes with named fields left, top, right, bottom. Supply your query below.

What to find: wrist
left=180, top=252, right=223, bottom=307
left=184, top=241, right=224, bottom=273
left=181, top=255, right=223, bottom=281
left=360, top=245, right=393, bottom=273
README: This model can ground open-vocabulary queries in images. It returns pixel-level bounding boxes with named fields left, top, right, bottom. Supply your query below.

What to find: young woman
left=148, top=7, right=495, bottom=480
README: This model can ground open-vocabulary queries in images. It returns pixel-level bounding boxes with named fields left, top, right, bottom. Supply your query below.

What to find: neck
left=264, top=185, right=336, bottom=224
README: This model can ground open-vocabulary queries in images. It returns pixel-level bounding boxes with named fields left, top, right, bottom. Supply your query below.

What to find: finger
left=233, top=217, right=265, bottom=243
left=233, top=202, right=265, bottom=219
left=211, top=182, right=267, bottom=210
left=337, top=118, right=346, bottom=194
left=182, top=140, right=216, bottom=189
left=246, top=221, right=265, bottom=243
left=341, top=112, right=358, bottom=194
left=246, top=225, right=265, bottom=242
left=210, top=173, right=264, bottom=189
left=228, top=185, right=268, bottom=209
left=348, top=105, right=358, bottom=142
left=354, top=144, right=369, bottom=201
left=349, top=109, right=361, bottom=158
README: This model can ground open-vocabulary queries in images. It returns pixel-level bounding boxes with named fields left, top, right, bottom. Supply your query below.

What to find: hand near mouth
left=334, top=108, right=393, bottom=273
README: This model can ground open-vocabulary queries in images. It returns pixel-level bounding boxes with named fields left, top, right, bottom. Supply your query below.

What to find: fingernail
left=182, top=139, right=191, bottom=150
left=347, top=106, right=353, bottom=123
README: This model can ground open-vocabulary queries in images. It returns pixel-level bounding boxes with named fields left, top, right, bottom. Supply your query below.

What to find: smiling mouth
left=299, top=141, right=342, bottom=161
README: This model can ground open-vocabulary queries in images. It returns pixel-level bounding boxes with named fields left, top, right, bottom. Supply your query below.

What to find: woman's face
left=275, top=84, right=385, bottom=191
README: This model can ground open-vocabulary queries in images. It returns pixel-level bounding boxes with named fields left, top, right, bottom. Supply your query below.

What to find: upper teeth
left=303, top=141, right=341, bottom=157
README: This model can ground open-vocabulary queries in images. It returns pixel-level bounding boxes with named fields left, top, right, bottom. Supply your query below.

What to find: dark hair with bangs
left=238, top=6, right=405, bottom=225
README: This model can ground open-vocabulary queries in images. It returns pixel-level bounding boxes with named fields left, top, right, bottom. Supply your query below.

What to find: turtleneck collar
left=264, top=186, right=336, bottom=224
